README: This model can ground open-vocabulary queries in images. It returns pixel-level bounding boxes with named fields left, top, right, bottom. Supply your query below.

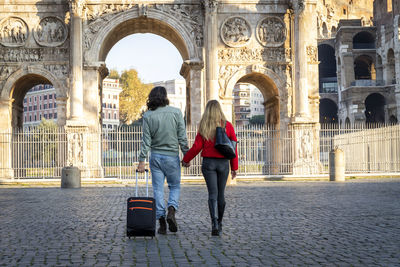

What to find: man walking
left=137, top=86, right=189, bottom=234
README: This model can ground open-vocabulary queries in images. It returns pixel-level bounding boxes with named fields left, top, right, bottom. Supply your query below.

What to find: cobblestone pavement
left=1, top=179, right=400, bottom=267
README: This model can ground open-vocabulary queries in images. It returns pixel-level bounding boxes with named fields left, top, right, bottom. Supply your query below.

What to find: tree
left=119, top=69, right=153, bottom=124
left=30, top=119, right=59, bottom=165
left=249, top=115, right=265, bottom=125
left=108, top=69, right=120, bottom=80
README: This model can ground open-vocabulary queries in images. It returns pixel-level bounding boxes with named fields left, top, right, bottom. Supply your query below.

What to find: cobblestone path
left=1, top=180, right=400, bottom=266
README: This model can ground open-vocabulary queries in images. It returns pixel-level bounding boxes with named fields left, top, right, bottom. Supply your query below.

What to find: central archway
left=84, top=9, right=202, bottom=125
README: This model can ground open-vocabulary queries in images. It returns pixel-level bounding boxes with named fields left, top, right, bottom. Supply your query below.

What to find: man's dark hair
left=147, top=86, right=169, bottom=111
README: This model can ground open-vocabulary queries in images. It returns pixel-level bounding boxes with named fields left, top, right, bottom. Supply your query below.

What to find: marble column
left=204, top=0, right=219, bottom=102
left=180, top=60, right=204, bottom=125
left=293, top=0, right=315, bottom=119
left=68, top=0, right=84, bottom=122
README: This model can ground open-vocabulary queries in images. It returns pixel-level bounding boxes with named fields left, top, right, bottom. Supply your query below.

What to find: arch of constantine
left=0, top=0, right=322, bottom=178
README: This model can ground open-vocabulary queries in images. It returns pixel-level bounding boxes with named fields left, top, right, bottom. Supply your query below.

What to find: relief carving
left=220, top=16, right=251, bottom=48
left=218, top=65, right=241, bottom=95
left=218, top=48, right=289, bottom=63
left=0, top=48, right=42, bottom=62
left=153, top=4, right=204, bottom=47
left=67, top=132, right=84, bottom=166
left=0, top=66, right=17, bottom=81
left=34, top=17, right=68, bottom=47
left=84, top=4, right=204, bottom=49
left=256, top=17, right=286, bottom=47
left=0, top=17, right=28, bottom=47
left=306, top=45, right=318, bottom=64
left=44, top=64, right=69, bottom=78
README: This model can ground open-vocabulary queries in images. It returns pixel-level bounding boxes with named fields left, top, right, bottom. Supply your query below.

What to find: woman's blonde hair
left=198, top=100, right=227, bottom=140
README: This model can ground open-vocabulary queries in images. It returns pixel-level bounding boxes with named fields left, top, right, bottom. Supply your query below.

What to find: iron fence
left=1, top=123, right=400, bottom=179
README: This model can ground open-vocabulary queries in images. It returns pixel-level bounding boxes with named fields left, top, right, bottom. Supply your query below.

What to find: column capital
left=204, top=0, right=218, bottom=13
left=180, top=60, right=204, bottom=77
left=69, top=0, right=85, bottom=17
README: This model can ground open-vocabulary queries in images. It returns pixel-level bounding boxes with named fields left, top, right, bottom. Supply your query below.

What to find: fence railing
left=1, top=123, right=400, bottom=179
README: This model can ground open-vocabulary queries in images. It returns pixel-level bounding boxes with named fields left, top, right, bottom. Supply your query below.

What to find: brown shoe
left=157, top=217, right=167, bottom=235
left=167, top=206, right=178, bottom=232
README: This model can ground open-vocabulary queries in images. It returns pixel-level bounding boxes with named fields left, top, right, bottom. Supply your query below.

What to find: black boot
left=217, top=202, right=226, bottom=233
left=158, top=217, right=167, bottom=235
left=167, top=206, right=178, bottom=232
left=208, top=200, right=219, bottom=236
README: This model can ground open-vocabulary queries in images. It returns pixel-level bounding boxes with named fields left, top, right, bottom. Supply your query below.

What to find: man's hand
left=181, top=160, right=190, bottom=168
left=137, top=161, right=146, bottom=173
left=231, top=170, right=237, bottom=180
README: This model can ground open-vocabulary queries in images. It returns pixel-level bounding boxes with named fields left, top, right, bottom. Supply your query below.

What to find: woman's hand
left=231, top=170, right=237, bottom=180
left=182, top=160, right=190, bottom=168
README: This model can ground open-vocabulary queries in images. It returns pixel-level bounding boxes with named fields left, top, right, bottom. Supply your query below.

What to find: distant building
left=152, top=79, right=186, bottom=115
left=23, top=78, right=122, bottom=130
left=23, top=84, right=57, bottom=127
left=102, top=78, right=123, bottom=131
left=233, top=83, right=264, bottom=126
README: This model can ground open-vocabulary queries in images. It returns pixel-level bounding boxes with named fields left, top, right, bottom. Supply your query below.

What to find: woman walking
left=182, top=100, right=238, bottom=236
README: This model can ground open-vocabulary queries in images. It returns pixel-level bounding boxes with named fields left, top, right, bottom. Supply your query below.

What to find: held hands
left=231, top=170, right=237, bottom=180
left=137, top=161, right=146, bottom=173
left=181, top=160, right=191, bottom=168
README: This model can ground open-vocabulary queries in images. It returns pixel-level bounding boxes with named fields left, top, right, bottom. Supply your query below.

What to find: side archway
left=225, top=66, right=284, bottom=125
left=1, top=67, right=67, bottom=128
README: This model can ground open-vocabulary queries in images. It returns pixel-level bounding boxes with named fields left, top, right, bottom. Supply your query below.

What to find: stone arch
left=365, top=93, right=385, bottom=123
left=387, top=48, right=395, bottom=84
left=1, top=66, right=67, bottom=128
left=354, top=55, right=374, bottom=80
left=225, top=65, right=284, bottom=124
left=86, top=8, right=200, bottom=63
left=319, top=98, right=338, bottom=123
left=353, top=31, right=375, bottom=49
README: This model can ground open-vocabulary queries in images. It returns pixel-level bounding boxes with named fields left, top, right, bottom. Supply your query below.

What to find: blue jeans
left=150, top=153, right=181, bottom=219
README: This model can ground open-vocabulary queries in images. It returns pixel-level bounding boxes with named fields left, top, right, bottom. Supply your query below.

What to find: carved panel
left=306, top=45, right=318, bottom=64
left=256, top=16, right=286, bottom=47
left=152, top=4, right=204, bottom=47
left=220, top=16, right=251, bottom=48
left=0, top=66, right=18, bottom=81
left=34, top=17, right=68, bottom=47
left=0, top=17, right=29, bottom=47
left=218, top=64, right=241, bottom=94
left=44, top=64, right=69, bottom=78
left=0, top=48, right=42, bottom=62
left=0, top=48, right=68, bottom=62
left=218, top=48, right=290, bottom=63
left=84, top=4, right=204, bottom=50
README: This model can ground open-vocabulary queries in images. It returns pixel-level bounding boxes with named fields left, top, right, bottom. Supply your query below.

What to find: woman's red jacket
left=182, top=121, right=238, bottom=171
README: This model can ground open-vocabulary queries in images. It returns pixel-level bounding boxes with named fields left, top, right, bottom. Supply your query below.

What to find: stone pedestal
left=61, top=166, right=81, bottom=188
left=65, top=122, right=104, bottom=179
left=291, top=122, right=322, bottom=175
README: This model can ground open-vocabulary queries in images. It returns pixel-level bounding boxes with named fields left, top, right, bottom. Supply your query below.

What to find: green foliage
left=119, top=69, right=153, bottom=124
left=30, top=119, right=59, bottom=165
left=249, top=115, right=265, bottom=125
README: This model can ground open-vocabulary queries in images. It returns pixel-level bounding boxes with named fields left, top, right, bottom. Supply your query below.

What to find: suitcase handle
left=135, top=169, right=149, bottom=197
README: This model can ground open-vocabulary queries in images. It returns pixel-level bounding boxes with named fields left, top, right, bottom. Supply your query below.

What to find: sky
left=105, top=34, right=184, bottom=83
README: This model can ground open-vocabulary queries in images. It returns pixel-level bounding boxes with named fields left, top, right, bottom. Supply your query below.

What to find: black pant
left=201, top=157, right=230, bottom=206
